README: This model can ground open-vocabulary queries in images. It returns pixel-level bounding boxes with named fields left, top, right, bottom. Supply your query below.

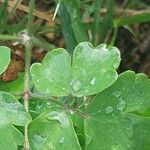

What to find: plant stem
left=0, top=34, right=19, bottom=41
left=23, top=39, right=32, bottom=150
left=31, top=94, right=87, bottom=118
left=111, top=27, right=118, bottom=46
left=27, top=0, right=35, bottom=33
left=23, top=0, right=35, bottom=149
left=31, top=93, right=63, bottom=106
left=32, top=36, right=55, bottom=51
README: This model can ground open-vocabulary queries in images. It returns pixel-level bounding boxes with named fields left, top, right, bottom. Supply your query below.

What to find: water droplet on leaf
left=69, top=110, right=74, bottom=114
left=74, top=65, right=77, bottom=69
left=33, top=134, right=46, bottom=148
left=62, top=87, right=66, bottom=91
left=105, top=106, right=113, bottom=114
left=58, top=137, right=64, bottom=144
left=117, top=98, right=126, bottom=111
left=46, top=111, right=69, bottom=128
left=90, top=77, right=96, bottom=86
left=71, top=79, right=82, bottom=92
left=47, top=102, right=51, bottom=106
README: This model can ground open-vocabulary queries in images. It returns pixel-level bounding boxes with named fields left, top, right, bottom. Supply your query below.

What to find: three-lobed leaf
left=84, top=71, right=150, bottom=150
left=0, top=46, right=11, bottom=75
left=30, top=42, right=120, bottom=97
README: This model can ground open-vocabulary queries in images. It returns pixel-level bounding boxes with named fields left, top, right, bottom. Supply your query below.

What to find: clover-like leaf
left=30, top=48, right=71, bottom=97
left=0, top=91, right=32, bottom=149
left=29, top=108, right=81, bottom=150
left=30, top=42, right=120, bottom=97
left=71, top=42, right=120, bottom=97
left=0, top=46, right=11, bottom=75
left=84, top=71, right=150, bottom=150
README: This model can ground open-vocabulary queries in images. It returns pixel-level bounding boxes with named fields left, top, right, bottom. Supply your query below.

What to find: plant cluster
left=0, top=41, right=150, bottom=149
left=0, top=0, right=150, bottom=150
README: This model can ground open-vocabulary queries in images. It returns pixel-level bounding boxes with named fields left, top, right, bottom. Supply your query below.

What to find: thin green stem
left=64, top=104, right=86, bottom=118
left=23, top=39, right=32, bottom=150
left=32, top=36, right=55, bottom=51
left=93, top=0, right=104, bottom=45
left=27, top=0, right=35, bottom=33
left=31, top=94, right=87, bottom=118
left=111, top=27, right=118, bottom=46
left=0, top=34, right=19, bottom=41
left=23, top=0, right=35, bottom=149
left=31, top=93, right=63, bottom=106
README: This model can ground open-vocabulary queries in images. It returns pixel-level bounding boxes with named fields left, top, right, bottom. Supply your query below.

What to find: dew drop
left=58, top=137, right=64, bottom=144
left=74, top=65, right=77, bottom=69
left=105, top=106, right=113, bottom=114
left=117, top=98, right=126, bottom=111
left=33, top=134, right=46, bottom=149
left=46, top=111, right=69, bottom=128
left=71, top=79, right=82, bottom=92
left=33, top=134, right=45, bottom=143
left=62, top=87, right=66, bottom=91
left=69, top=110, right=74, bottom=114
left=90, top=77, right=96, bottom=86
left=47, top=102, right=51, bottom=106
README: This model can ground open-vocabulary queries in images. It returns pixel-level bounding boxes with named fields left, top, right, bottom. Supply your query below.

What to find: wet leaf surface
left=29, top=108, right=81, bottom=150
left=84, top=71, right=150, bottom=150
left=0, top=91, right=31, bottom=150
left=30, top=42, right=121, bottom=97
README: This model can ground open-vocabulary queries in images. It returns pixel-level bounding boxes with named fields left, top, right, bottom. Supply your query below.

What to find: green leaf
left=30, top=48, right=71, bottom=97
left=71, top=42, right=120, bottom=97
left=99, top=0, right=114, bottom=42
left=0, top=125, right=23, bottom=150
left=93, top=0, right=104, bottom=45
left=70, top=111, right=85, bottom=149
left=30, top=42, right=120, bottom=97
left=29, top=96, right=60, bottom=119
left=29, top=108, right=82, bottom=150
left=62, top=0, right=89, bottom=43
left=0, top=91, right=32, bottom=150
left=0, top=46, right=11, bottom=74
left=114, top=12, right=150, bottom=28
left=58, top=3, right=77, bottom=54
left=84, top=71, right=150, bottom=150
